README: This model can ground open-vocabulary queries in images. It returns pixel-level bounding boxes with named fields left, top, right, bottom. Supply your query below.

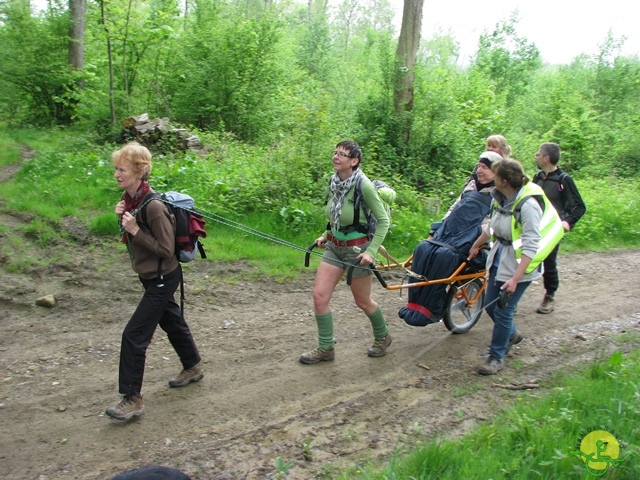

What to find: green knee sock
left=367, top=305, right=388, bottom=339
left=315, top=312, right=335, bottom=350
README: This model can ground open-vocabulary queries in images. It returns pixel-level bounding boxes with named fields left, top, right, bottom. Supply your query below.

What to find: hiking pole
left=346, top=257, right=388, bottom=288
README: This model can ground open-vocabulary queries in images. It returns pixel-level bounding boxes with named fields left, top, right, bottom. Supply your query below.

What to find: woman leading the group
left=300, top=140, right=392, bottom=364
left=467, top=158, right=544, bottom=375
left=106, top=142, right=203, bottom=421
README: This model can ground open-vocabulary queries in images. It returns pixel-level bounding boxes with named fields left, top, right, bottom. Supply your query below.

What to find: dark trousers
left=118, top=265, right=201, bottom=395
left=542, top=244, right=560, bottom=296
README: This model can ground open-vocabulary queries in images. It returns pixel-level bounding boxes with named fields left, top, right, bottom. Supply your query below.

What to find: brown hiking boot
left=169, top=363, right=204, bottom=388
left=105, top=393, right=144, bottom=421
left=506, top=331, right=524, bottom=355
left=536, top=294, right=555, bottom=314
left=368, top=334, right=392, bottom=357
left=477, top=358, right=504, bottom=375
left=300, top=347, right=335, bottom=364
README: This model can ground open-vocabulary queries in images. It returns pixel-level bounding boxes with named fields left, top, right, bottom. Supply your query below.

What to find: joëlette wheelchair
left=305, top=243, right=487, bottom=334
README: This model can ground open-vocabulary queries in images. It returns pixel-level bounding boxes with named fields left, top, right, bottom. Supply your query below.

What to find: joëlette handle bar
left=304, top=243, right=387, bottom=288
left=347, top=257, right=388, bottom=289
left=304, top=242, right=318, bottom=267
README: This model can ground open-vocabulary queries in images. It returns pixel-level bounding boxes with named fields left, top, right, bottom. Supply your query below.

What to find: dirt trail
left=1, top=164, right=639, bottom=479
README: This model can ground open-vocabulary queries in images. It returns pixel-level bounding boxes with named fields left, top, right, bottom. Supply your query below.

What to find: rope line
left=199, top=208, right=316, bottom=255
left=160, top=201, right=374, bottom=272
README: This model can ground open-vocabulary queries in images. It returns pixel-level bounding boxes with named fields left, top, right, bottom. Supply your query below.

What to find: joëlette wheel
left=442, top=278, right=485, bottom=334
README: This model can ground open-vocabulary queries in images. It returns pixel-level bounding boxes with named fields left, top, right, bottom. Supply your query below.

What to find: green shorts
left=322, top=241, right=372, bottom=278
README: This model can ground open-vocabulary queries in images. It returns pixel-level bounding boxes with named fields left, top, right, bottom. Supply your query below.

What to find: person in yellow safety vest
left=496, top=182, right=564, bottom=274
left=468, top=158, right=562, bottom=375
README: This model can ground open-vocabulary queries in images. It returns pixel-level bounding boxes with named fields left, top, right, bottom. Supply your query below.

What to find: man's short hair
left=540, top=142, right=561, bottom=165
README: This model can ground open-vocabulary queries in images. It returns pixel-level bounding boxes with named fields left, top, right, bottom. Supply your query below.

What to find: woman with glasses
left=300, top=140, right=392, bottom=364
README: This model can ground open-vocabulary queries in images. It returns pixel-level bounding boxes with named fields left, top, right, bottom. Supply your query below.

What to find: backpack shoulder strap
left=352, top=176, right=366, bottom=225
left=557, top=172, right=568, bottom=191
left=533, top=171, right=545, bottom=185
left=137, top=193, right=163, bottom=227
left=135, top=192, right=167, bottom=280
left=512, top=194, right=545, bottom=227
left=323, top=177, right=332, bottom=206
left=538, top=170, right=568, bottom=189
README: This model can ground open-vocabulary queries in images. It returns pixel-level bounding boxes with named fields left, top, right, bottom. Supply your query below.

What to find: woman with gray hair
left=399, top=150, right=501, bottom=327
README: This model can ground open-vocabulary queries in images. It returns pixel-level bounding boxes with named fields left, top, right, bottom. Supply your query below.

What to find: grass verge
left=335, top=346, right=640, bottom=479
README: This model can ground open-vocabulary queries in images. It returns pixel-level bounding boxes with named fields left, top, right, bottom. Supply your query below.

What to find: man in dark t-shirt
left=533, top=142, right=586, bottom=314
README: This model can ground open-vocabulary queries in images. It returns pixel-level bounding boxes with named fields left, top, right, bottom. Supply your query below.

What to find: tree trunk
left=122, top=0, right=134, bottom=114
left=394, top=0, right=424, bottom=142
left=68, top=0, right=87, bottom=88
left=100, top=0, right=116, bottom=125
left=307, top=0, right=329, bottom=22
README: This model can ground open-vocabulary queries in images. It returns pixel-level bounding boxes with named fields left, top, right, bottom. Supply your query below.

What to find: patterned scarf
left=121, top=181, right=150, bottom=244
left=329, top=169, right=363, bottom=232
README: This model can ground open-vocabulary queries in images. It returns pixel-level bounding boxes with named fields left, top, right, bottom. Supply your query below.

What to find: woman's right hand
left=502, top=278, right=517, bottom=295
left=115, top=200, right=126, bottom=216
left=316, top=236, right=327, bottom=248
left=120, top=211, right=140, bottom=236
left=468, top=232, right=489, bottom=261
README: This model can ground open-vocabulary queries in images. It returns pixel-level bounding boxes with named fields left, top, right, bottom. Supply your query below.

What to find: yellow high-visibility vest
left=492, top=183, right=564, bottom=274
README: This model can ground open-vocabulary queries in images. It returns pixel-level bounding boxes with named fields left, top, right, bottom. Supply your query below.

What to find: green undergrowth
left=0, top=128, right=639, bottom=279
left=0, top=224, right=72, bottom=273
left=335, top=346, right=640, bottom=479
left=0, top=136, right=19, bottom=166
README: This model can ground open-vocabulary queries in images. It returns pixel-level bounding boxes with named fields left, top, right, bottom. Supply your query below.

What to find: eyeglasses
left=333, top=150, right=352, bottom=159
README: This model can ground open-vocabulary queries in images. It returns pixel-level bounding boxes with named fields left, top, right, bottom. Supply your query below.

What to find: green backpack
left=327, top=177, right=396, bottom=239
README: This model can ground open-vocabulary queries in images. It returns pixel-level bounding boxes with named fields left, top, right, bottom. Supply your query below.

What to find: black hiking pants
left=542, top=244, right=560, bottom=296
left=118, top=265, right=201, bottom=395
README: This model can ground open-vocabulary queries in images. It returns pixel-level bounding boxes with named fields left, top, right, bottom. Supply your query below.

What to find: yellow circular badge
left=579, top=430, right=620, bottom=472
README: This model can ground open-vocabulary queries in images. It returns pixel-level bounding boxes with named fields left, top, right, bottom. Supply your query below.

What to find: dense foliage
left=1, top=0, right=639, bottom=256
left=1, top=4, right=639, bottom=475
left=2, top=1, right=639, bottom=173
